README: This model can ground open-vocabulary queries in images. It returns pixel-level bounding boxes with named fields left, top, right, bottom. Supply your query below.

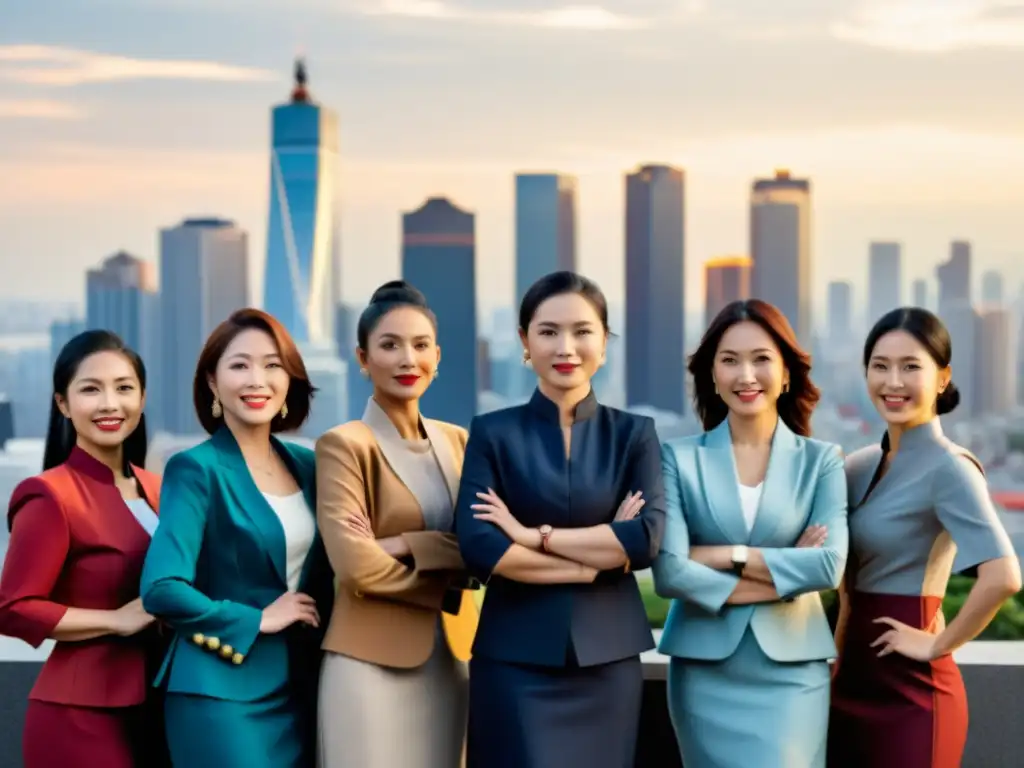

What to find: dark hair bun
left=369, top=280, right=427, bottom=308
left=936, top=381, right=960, bottom=415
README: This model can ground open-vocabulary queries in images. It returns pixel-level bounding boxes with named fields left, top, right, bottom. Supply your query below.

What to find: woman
left=140, top=308, right=334, bottom=768
left=0, top=330, right=168, bottom=768
left=455, top=270, right=665, bottom=768
left=315, top=279, right=479, bottom=768
left=828, top=307, right=1021, bottom=768
left=652, top=299, right=848, bottom=768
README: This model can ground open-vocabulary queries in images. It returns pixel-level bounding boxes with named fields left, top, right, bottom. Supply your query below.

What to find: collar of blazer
left=527, top=386, right=599, bottom=424
left=66, top=445, right=161, bottom=511
left=696, top=417, right=801, bottom=547
left=209, top=425, right=315, bottom=588
left=361, top=396, right=461, bottom=508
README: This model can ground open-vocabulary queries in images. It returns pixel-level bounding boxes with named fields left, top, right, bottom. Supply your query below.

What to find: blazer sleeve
left=610, top=418, right=667, bottom=571
left=759, top=444, right=849, bottom=599
left=0, top=491, right=71, bottom=647
left=140, top=453, right=262, bottom=659
left=651, top=443, right=740, bottom=614
left=455, top=416, right=513, bottom=583
left=315, top=430, right=449, bottom=610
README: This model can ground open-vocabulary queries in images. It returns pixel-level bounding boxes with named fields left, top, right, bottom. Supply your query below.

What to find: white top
left=124, top=497, right=159, bottom=537
left=261, top=491, right=316, bottom=591
left=738, top=482, right=764, bottom=532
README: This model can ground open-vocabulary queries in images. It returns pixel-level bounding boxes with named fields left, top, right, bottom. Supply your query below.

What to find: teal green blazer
left=141, top=427, right=333, bottom=703
left=653, top=419, right=848, bottom=663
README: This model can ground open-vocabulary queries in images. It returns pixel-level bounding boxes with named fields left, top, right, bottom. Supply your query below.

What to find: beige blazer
left=315, top=398, right=479, bottom=669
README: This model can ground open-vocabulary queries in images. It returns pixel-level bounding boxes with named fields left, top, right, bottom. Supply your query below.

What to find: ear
left=355, top=347, right=369, bottom=370
left=54, top=393, right=70, bottom=419
left=938, top=365, right=951, bottom=393
left=207, top=374, right=219, bottom=402
left=435, top=344, right=442, bottom=368
left=517, top=327, right=528, bottom=349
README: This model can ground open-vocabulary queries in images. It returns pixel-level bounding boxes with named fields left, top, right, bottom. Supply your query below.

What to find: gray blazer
left=653, top=419, right=848, bottom=662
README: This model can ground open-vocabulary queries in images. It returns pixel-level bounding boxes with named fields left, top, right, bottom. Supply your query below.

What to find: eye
left=267, top=362, right=282, bottom=369
left=576, top=329, right=593, bottom=336
left=755, top=355, right=771, bottom=363
left=118, top=384, right=136, bottom=392
left=871, top=362, right=886, bottom=371
left=904, top=364, right=921, bottom=371
left=720, top=356, right=736, bottom=364
left=415, top=342, right=431, bottom=350
left=80, top=385, right=99, bottom=393
left=229, top=362, right=247, bottom=370
left=538, top=329, right=556, bottom=336
left=381, top=341, right=397, bottom=350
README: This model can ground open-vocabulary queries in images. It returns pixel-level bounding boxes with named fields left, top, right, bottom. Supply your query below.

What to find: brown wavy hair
left=688, top=299, right=819, bottom=436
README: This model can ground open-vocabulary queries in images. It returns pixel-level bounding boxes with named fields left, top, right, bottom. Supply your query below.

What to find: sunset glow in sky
left=2, top=0, right=1023, bottom=315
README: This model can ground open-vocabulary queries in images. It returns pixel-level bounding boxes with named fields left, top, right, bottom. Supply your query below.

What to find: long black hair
left=43, top=330, right=149, bottom=472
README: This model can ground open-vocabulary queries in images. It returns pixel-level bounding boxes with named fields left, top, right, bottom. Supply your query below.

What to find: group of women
left=0, top=269, right=1019, bottom=768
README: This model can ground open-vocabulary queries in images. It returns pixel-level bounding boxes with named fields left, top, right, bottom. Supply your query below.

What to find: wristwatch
left=730, top=545, right=749, bottom=575
left=538, top=524, right=553, bottom=552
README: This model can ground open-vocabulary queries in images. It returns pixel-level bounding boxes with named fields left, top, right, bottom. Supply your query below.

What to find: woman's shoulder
left=793, top=434, right=844, bottom=466
left=315, top=420, right=375, bottom=453
left=844, top=443, right=884, bottom=481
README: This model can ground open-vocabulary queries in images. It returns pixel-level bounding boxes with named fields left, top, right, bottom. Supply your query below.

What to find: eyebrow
left=718, top=348, right=773, bottom=355
left=870, top=355, right=921, bottom=362
left=226, top=352, right=280, bottom=360
left=378, top=333, right=433, bottom=341
left=536, top=320, right=595, bottom=328
left=76, top=376, right=136, bottom=385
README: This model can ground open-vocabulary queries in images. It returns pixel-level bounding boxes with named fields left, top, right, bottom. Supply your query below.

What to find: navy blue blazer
left=455, top=389, right=666, bottom=668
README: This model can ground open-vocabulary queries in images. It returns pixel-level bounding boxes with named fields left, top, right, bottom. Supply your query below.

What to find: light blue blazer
left=652, top=418, right=848, bottom=663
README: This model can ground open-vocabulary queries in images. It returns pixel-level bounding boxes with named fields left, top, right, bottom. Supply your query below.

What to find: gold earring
left=280, top=403, right=289, bottom=419
left=433, top=368, right=439, bottom=380
left=360, top=368, right=369, bottom=378
left=211, top=397, right=222, bottom=418
left=522, top=350, right=531, bottom=366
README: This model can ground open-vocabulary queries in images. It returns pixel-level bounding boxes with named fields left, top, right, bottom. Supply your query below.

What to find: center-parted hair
left=193, top=308, right=315, bottom=434
left=689, top=300, right=820, bottom=436
left=356, top=280, right=437, bottom=350
left=518, top=271, right=611, bottom=333
left=862, top=306, right=960, bottom=416
left=44, top=329, right=149, bottom=472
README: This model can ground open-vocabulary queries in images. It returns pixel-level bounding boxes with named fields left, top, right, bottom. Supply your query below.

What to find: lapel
left=697, top=418, right=801, bottom=545
left=132, top=466, right=161, bottom=514
left=211, top=426, right=289, bottom=588
left=747, top=420, right=800, bottom=547
left=362, top=397, right=460, bottom=511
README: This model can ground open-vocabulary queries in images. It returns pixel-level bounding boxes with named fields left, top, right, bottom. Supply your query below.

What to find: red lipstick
left=553, top=363, right=578, bottom=374
left=395, top=375, right=420, bottom=386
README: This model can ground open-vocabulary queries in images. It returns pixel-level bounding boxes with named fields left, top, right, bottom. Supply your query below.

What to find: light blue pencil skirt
left=667, top=627, right=830, bottom=768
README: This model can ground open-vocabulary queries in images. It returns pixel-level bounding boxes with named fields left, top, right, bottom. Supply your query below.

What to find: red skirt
left=828, top=592, right=967, bottom=768
left=23, top=698, right=169, bottom=768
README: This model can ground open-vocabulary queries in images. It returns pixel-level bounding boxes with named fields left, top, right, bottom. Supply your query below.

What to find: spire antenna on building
left=291, top=57, right=310, bottom=103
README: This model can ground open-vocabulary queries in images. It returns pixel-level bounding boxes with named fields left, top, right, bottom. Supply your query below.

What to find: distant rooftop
left=180, top=217, right=236, bottom=229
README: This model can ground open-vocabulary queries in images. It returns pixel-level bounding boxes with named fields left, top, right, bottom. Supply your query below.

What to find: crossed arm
left=455, top=419, right=667, bottom=585
left=652, top=444, right=849, bottom=613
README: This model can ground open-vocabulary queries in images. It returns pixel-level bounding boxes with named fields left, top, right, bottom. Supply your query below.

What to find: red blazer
left=0, top=446, right=162, bottom=708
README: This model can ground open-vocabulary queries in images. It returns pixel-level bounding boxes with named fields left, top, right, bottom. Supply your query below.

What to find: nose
left=555, top=333, right=575, bottom=357
left=736, top=362, right=757, bottom=384
left=247, top=366, right=268, bottom=387
left=398, top=344, right=416, bottom=367
left=98, top=388, right=117, bottom=411
left=885, top=367, right=903, bottom=389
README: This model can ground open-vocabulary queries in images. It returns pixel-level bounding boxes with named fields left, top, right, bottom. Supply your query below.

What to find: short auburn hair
left=193, top=308, right=315, bottom=434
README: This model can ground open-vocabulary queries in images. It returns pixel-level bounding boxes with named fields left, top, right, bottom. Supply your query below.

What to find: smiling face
left=521, top=292, right=607, bottom=395
left=358, top=306, right=440, bottom=403
left=56, top=350, right=145, bottom=455
left=866, top=329, right=949, bottom=428
left=712, top=321, right=788, bottom=419
left=209, top=328, right=290, bottom=431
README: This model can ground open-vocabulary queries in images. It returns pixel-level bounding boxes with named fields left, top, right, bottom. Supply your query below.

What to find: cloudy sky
left=2, top=0, right=1023, bottom=319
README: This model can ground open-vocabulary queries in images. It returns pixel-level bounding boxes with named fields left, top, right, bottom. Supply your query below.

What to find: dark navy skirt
left=467, top=654, right=643, bottom=768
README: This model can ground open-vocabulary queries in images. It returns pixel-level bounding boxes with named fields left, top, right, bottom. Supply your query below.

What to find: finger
left=869, top=631, right=894, bottom=648
left=294, top=593, right=317, bottom=606
left=470, top=504, right=501, bottom=515
left=877, top=644, right=894, bottom=657
left=872, top=617, right=898, bottom=628
left=473, top=513, right=496, bottom=522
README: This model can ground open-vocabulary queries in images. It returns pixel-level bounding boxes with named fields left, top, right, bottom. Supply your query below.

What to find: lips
left=882, top=395, right=910, bottom=410
left=241, top=395, right=270, bottom=410
left=93, top=418, right=124, bottom=432
left=394, top=375, right=420, bottom=386
left=553, top=363, right=579, bottom=374
left=735, top=390, right=763, bottom=404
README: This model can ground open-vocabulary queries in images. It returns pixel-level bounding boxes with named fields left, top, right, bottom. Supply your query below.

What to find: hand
left=344, top=514, right=375, bottom=540
left=871, top=617, right=939, bottom=661
left=927, top=609, right=946, bottom=635
left=795, top=524, right=828, bottom=548
left=614, top=491, right=645, bottom=522
left=471, top=488, right=537, bottom=548
left=110, top=598, right=156, bottom=637
left=260, top=591, right=320, bottom=634
left=378, top=535, right=412, bottom=559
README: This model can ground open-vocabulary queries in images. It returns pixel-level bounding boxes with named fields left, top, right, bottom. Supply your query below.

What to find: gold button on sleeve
left=192, top=633, right=205, bottom=646
left=231, top=653, right=244, bottom=665
left=206, top=637, right=221, bottom=651
left=220, top=645, right=234, bottom=659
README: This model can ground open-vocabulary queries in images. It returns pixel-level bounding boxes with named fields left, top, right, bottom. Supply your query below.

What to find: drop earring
left=211, top=397, right=222, bottom=418
left=280, top=403, right=288, bottom=419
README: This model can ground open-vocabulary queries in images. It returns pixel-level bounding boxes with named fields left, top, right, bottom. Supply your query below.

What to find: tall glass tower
left=264, top=59, right=340, bottom=345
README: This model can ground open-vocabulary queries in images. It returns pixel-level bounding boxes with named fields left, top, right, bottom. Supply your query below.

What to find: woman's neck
left=885, top=415, right=932, bottom=455
left=726, top=410, right=777, bottom=447
left=538, top=380, right=591, bottom=427
left=76, top=438, right=125, bottom=477
left=225, top=417, right=274, bottom=461
left=373, top=392, right=421, bottom=440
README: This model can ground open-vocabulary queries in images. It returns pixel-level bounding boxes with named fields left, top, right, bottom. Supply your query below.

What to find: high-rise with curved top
left=263, top=58, right=341, bottom=345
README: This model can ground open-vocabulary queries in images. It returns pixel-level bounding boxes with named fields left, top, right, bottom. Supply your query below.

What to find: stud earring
left=522, top=351, right=531, bottom=367
left=211, top=398, right=222, bottom=418
left=280, top=403, right=288, bottom=419
left=360, top=368, right=369, bottom=378
left=433, top=368, right=439, bottom=380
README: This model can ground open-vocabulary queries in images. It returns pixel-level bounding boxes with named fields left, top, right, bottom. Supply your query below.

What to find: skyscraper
left=912, top=278, right=929, bottom=310
left=936, top=241, right=974, bottom=415
left=704, top=255, right=751, bottom=328
left=402, top=197, right=477, bottom=427
left=827, top=281, right=853, bottom=345
left=981, top=270, right=1004, bottom=306
left=263, top=59, right=340, bottom=345
left=160, top=218, right=249, bottom=434
left=514, top=173, right=577, bottom=306
left=868, top=241, right=902, bottom=324
left=750, top=169, right=812, bottom=343
left=86, top=251, right=158, bottom=358
left=625, top=164, right=685, bottom=414
left=975, top=308, right=1012, bottom=415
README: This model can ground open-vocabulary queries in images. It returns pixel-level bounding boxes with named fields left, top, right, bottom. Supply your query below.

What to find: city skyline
left=2, top=1, right=1023, bottom=314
